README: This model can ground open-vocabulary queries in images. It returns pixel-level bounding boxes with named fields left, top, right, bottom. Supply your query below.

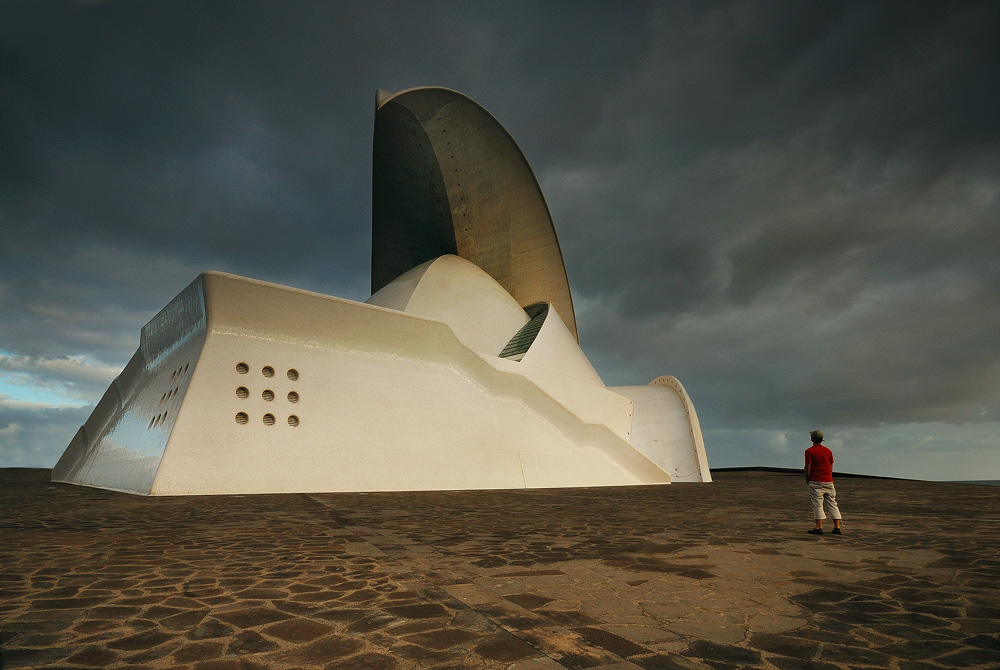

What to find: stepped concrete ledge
left=2, top=468, right=998, bottom=669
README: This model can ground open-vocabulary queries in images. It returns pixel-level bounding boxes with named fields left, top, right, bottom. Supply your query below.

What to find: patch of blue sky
left=0, top=376, right=86, bottom=407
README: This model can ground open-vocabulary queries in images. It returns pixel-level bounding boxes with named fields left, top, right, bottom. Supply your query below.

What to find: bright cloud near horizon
left=1, top=1, right=998, bottom=481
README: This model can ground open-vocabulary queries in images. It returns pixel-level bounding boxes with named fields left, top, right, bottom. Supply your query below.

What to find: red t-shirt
left=805, top=444, right=834, bottom=482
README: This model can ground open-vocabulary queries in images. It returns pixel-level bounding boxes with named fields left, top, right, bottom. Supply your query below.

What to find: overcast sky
left=2, top=0, right=998, bottom=481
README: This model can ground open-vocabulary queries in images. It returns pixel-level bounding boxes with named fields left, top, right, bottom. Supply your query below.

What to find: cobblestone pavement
left=1, top=468, right=998, bottom=669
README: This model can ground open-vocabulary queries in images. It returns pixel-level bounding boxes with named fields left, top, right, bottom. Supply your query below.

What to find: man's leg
left=809, top=483, right=825, bottom=530
left=823, top=484, right=843, bottom=532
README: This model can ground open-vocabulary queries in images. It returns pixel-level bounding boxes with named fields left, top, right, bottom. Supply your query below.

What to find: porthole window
left=262, top=366, right=275, bottom=378
left=286, top=369, right=299, bottom=381
left=235, top=412, right=249, bottom=425
left=287, top=391, right=299, bottom=403
left=288, top=415, right=299, bottom=427
left=236, top=362, right=249, bottom=374
left=262, top=413, right=275, bottom=426
left=261, top=389, right=275, bottom=402
left=236, top=387, right=249, bottom=399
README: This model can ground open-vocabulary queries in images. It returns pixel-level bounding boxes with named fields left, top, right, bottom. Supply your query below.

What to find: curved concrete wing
left=611, top=376, right=712, bottom=482
left=373, top=87, right=579, bottom=340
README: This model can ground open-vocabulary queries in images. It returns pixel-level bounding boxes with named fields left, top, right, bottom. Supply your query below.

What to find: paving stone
left=235, top=587, right=287, bottom=600
left=573, top=626, right=650, bottom=658
left=325, top=651, right=401, bottom=669
left=474, top=630, right=542, bottom=662
left=963, top=633, right=1000, bottom=649
left=935, top=647, right=1000, bottom=667
left=345, top=612, right=397, bottom=633
left=260, top=618, right=335, bottom=642
left=105, top=629, right=176, bottom=650
left=631, top=654, right=712, bottom=669
left=882, top=638, right=963, bottom=660
left=687, top=640, right=761, bottom=665
left=542, top=609, right=602, bottom=626
left=507, top=593, right=558, bottom=609
left=748, top=633, right=818, bottom=659
left=3, top=469, right=999, bottom=670
left=160, top=608, right=209, bottom=629
left=509, top=658, right=575, bottom=669
left=403, top=627, right=481, bottom=649
left=171, top=641, right=226, bottom=662
left=382, top=602, right=450, bottom=618
left=817, top=641, right=893, bottom=665
left=187, top=618, right=235, bottom=640
left=516, top=626, right=623, bottom=669
left=386, top=617, right=443, bottom=635
left=227, top=630, right=279, bottom=654
left=64, top=644, right=119, bottom=666
left=2, top=646, right=75, bottom=666
left=767, top=658, right=841, bottom=670
left=191, top=659, right=271, bottom=670
left=272, top=633, right=365, bottom=664
left=213, top=607, right=294, bottom=628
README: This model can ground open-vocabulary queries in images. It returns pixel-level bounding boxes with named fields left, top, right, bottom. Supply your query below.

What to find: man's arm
left=804, top=461, right=811, bottom=482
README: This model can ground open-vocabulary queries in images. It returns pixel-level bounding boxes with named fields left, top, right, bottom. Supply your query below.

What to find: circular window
left=287, top=391, right=299, bottom=403
left=236, top=362, right=249, bottom=374
left=262, top=366, right=275, bottom=378
left=235, top=412, right=249, bottom=425
left=287, top=369, right=299, bottom=381
left=236, top=387, right=249, bottom=399
left=261, top=389, right=275, bottom=402
left=262, top=413, right=276, bottom=426
left=288, top=415, right=299, bottom=427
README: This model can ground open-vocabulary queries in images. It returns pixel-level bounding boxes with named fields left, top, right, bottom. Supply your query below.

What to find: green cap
left=809, top=430, right=824, bottom=442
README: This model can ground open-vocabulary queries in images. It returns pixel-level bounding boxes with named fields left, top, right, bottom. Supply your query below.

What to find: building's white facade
left=52, top=88, right=711, bottom=495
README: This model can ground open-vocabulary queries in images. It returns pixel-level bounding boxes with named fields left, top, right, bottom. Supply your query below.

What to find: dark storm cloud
left=1, top=1, right=998, bottom=477
left=1, top=0, right=654, bottom=307
left=540, top=1, right=1000, bottom=436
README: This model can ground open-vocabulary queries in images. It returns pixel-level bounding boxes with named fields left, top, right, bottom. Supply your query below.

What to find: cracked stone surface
left=1, top=468, right=998, bottom=669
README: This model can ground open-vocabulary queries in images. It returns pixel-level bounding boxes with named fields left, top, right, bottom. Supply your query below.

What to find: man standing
left=804, top=430, right=843, bottom=535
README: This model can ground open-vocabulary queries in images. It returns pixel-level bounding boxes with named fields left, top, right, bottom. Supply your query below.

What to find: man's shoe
left=807, top=528, right=823, bottom=535
left=832, top=528, right=842, bottom=535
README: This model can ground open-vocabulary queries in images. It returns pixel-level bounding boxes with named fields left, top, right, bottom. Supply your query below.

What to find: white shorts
left=809, top=481, right=842, bottom=520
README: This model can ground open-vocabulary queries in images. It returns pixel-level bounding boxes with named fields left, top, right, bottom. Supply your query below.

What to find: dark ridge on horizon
left=711, top=466, right=904, bottom=480
left=710, top=466, right=1000, bottom=485
left=6, top=466, right=995, bottom=486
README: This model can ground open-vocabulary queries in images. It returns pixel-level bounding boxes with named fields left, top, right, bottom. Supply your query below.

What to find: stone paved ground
left=1, top=468, right=998, bottom=670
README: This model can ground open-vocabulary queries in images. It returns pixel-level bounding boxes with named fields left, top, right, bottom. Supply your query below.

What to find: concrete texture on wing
left=52, top=87, right=710, bottom=495
left=373, top=87, right=577, bottom=340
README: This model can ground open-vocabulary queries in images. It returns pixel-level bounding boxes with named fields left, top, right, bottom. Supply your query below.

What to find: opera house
left=52, top=87, right=710, bottom=495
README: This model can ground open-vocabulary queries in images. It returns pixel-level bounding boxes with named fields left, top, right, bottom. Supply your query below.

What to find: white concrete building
left=52, top=88, right=710, bottom=495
